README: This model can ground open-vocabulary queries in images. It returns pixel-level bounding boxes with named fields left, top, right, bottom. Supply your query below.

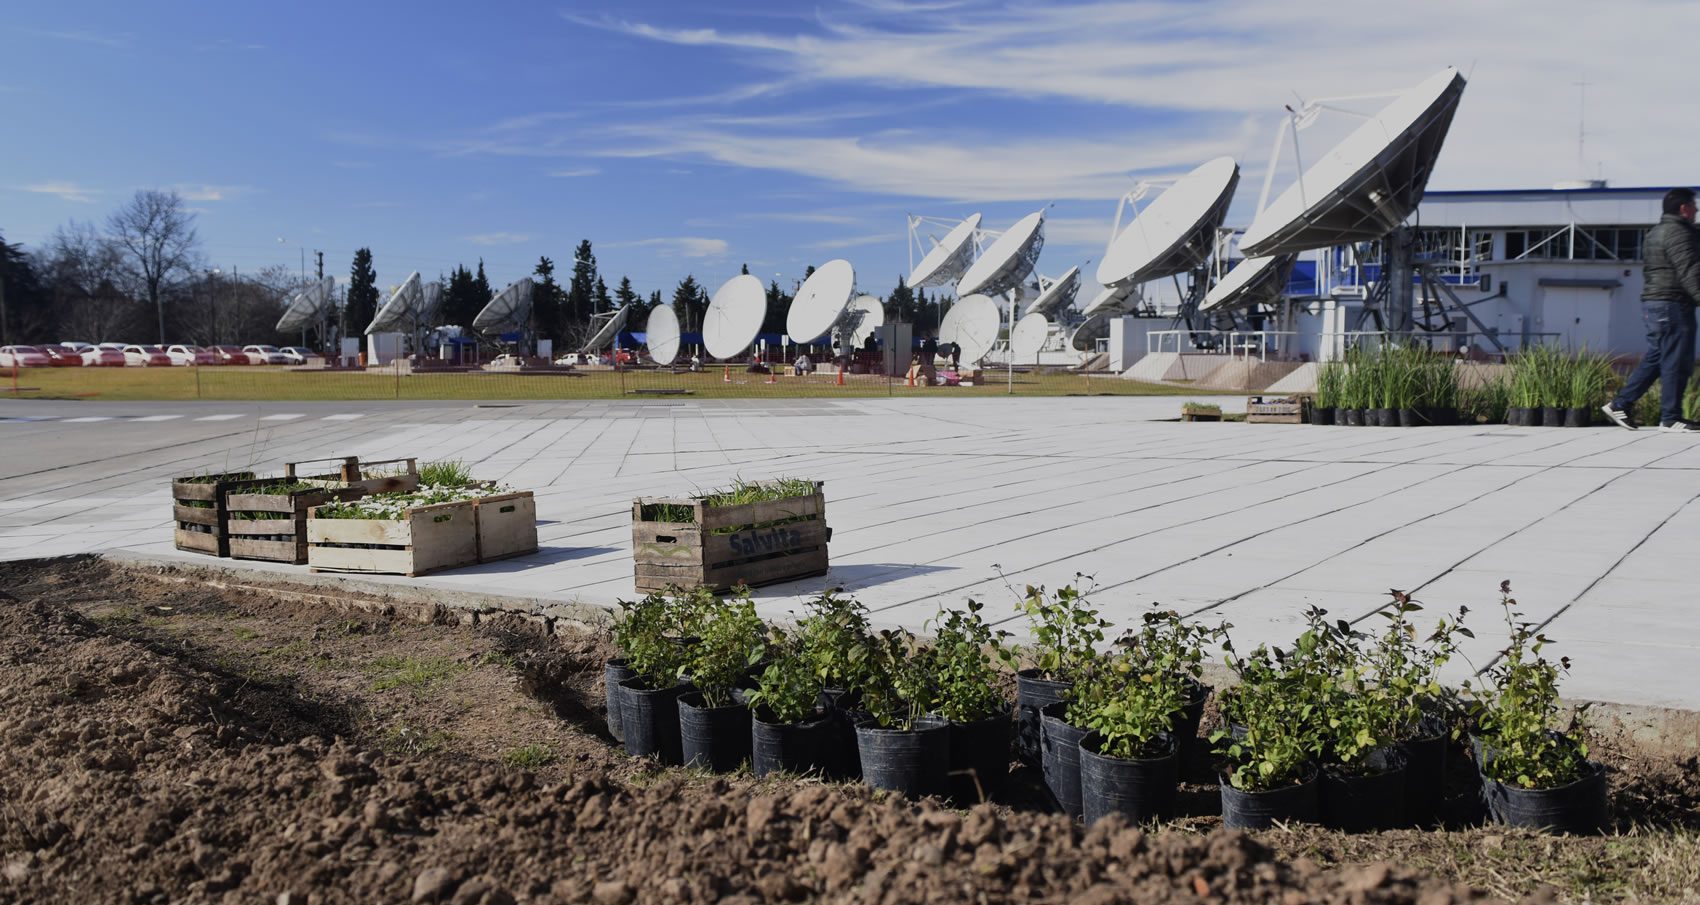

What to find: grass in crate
left=641, top=477, right=820, bottom=527
left=313, top=485, right=510, bottom=520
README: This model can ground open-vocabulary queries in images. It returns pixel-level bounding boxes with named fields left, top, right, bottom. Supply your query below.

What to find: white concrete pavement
left=2, top=396, right=1697, bottom=710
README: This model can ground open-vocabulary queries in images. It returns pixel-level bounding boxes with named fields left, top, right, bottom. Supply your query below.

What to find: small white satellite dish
left=277, top=292, right=312, bottom=333
left=1069, top=313, right=1111, bottom=352
left=937, top=294, right=1001, bottom=365
left=787, top=259, right=855, bottom=344
left=369, top=272, right=423, bottom=335
left=279, top=276, right=339, bottom=332
left=703, top=274, right=766, bottom=360
left=957, top=210, right=1045, bottom=298
left=1097, top=156, right=1238, bottom=290
left=846, top=295, right=885, bottom=347
left=908, top=214, right=982, bottom=288
left=579, top=305, right=631, bottom=353
left=1081, top=283, right=1137, bottom=318
left=1023, top=266, right=1083, bottom=318
left=473, top=277, right=535, bottom=332
left=1199, top=255, right=1296, bottom=314
left=1010, top=313, right=1049, bottom=360
left=645, top=304, right=680, bottom=365
left=1241, top=67, right=1466, bottom=256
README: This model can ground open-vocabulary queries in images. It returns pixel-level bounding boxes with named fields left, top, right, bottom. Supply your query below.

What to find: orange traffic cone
left=723, top=365, right=730, bottom=383
left=836, top=368, right=845, bottom=386
left=905, top=370, right=916, bottom=388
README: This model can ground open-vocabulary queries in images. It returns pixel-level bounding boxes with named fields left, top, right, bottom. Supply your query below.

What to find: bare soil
left=0, top=556, right=1693, bottom=904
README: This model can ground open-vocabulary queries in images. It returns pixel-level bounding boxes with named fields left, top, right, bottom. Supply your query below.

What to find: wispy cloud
left=546, top=167, right=600, bottom=178
left=170, top=183, right=253, bottom=202
left=806, top=232, right=900, bottom=251
left=463, top=232, right=532, bottom=246
left=21, top=181, right=98, bottom=203
left=607, top=237, right=730, bottom=258
left=17, top=27, right=130, bottom=47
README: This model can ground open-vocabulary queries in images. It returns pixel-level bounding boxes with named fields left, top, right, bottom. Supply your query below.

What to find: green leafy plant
left=418, top=459, right=475, bottom=487
left=795, top=590, right=876, bottom=692
left=1069, top=648, right=1184, bottom=760
left=613, top=586, right=711, bottom=688
left=1213, top=640, right=1323, bottom=791
left=1566, top=350, right=1618, bottom=410
left=1459, top=369, right=1511, bottom=424
left=745, top=629, right=824, bottom=724
left=1016, top=579, right=1109, bottom=684
left=1468, top=581, right=1592, bottom=790
left=859, top=628, right=936, bottom=730
left=925, top=599, right=1011, bottom=723
left=1315, top=360, right=1344, bottom=410
left=681, top=592, right=768, bottom=707
left=1366, top=590, right=1471, bottom=740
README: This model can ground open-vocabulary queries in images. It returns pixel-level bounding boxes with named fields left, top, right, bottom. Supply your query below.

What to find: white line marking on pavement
left=321, top=414, right=363, bottom=421
left=194, top=414, right=245, bottom=421
left=130, top=415, right=183, bottom=422
left=62, top=417, right=113, bottom=422
left=260, top=414, right=305, bottom=421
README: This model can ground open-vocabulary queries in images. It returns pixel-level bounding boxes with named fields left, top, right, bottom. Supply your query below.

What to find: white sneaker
left=1601, top=403, right=1636, bottom=430
left=1659, top=420, right=1700, bottom=433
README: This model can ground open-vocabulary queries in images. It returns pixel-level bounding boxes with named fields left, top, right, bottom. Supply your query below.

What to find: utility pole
left=0, top=265, right=9, bottom=346
left=315, top=251, right=324, bottom=280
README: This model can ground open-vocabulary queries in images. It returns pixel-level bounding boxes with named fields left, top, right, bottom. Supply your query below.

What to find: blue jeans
left=1614, top=299, right=1697, bottom=425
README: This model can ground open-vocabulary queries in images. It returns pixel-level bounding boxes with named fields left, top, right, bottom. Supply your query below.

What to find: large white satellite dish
left=1200, top=255, right=1296, bottom=314
left=1081, top=283, right=1137, bottom=318
left=787, top=259, right=855, bottom=344
left=1023, top=266, right=1083, bottom=318
left=473, top=277, right=535, bottom=332
left=645, top=304, right=680, bottom=365
left=1009, top=313, right=1050, bottom=360
left=957, top=210, right=1045, bottom=298
left=418, top=282, right=444, bottom=327
left=1241, top=67, right=1466, bottom=256
left=277, top=292, right=312, bottom=332
left=580, top=305, right=630, bottom=353
left=846, top=295, right=885, bottom=347
left=1097, top=156, right=1238, bottom=289
left=369, top=272, right=422, bottom=335
left=937, top=294, right=1001, bottom=365
left=1069, top=313, right=1111, bottom=352
left=276, top=277, right=337, bottom=332
left=908, top=214, right=982, bottom=288
left=702, top=274, right=766, bottom=360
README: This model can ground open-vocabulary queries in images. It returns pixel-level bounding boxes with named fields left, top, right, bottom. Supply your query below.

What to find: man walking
left=1604, top=188, right=1700, bottom=431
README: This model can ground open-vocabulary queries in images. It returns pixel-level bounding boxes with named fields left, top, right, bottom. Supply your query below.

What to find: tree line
left=2, top=191, right=957, bottom=352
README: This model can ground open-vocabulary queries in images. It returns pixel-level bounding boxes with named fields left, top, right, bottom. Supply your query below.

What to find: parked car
left=122, top=344, right=174, bottom=367
left=0, top=345, right=52, bottom=368
left=210, top=345, right=256, bottom=365
left=39, top=345, right=84, bottom=367
left=242, top=344, right=290, bottom=365
left=278, top=346, right=321, bottom=366
left=63, top=342, right=126, bottom=367
left=166, top=344, right=219, bottom=366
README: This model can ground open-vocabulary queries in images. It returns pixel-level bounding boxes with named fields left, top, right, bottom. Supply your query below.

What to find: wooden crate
left=305, top=499, right=479, bottom=577
left=1180, top=406, right=1222, bottom=422
left=171, top=472, right=259, bottom=557
left=474, top=491, right=538, bottom=563
left=631, top=484, right=829, bottom=592
left=226, top=482, right=366, bottom=564
left=285, top=456, right=421, bottom=494
left=1245, top=396, right=1306, bottom=424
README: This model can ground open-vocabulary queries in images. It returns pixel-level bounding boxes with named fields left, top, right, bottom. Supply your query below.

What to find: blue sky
left=5, top=1, right=1697, bottom=302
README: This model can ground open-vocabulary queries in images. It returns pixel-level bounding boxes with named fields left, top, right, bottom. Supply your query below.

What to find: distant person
left=689, top=352, right=702, bottom=372
left=919, top=334, right=938, bottom=385
left=1604, top=187, right=1700, bottom=432
left=948, top=342, right=961, bottom=370
left=794, top=353, right=812, bottom=376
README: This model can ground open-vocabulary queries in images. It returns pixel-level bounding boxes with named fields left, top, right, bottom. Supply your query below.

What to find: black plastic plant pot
left=1175, top=679, right=1211, bottom=772
left=1040, top=701, right=1091, bottom=819
left=820, top=688, right=865, bottom=780
left=1482, top=761, right=1608, bottom=835
left=1376, top=407, right=1399, bottom=427
left=855, top=716, right=951, bottom=799
left=1310, top=407, right=1335, bottom=426
left=1015, top=670, right=1072, bottom=767
left=1564, top=407, right=1592, bottom=428
left=1078, top=731, right=1178, bottom=825
left=1541, top=406, right=1566, bottom=427
left=1219, top=768, right=1320, bottom=830
left=1320, top=748, right=1408, bottom=832
left=1342, top=408, right=1362, bottom=427
left=1506, top=407, right=1530, bottom=427
left=604, top=658, right=635, bottom=743
left=751, top=710, right=834, bottom=778
left=618, top=676, right=688, bottom=765
left=677, top=691, right=752, bottom=773
left=1398, top=408, right=1421, bottom=427
left=947, top=708, right=1012, bottom=805
left=1399, top=719, right=1450, bottom=827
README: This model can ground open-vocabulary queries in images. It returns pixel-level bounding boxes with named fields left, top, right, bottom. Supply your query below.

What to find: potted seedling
left=795, top=590, right=877, bottom=779
left=1214, top=638, right=1325, bottom=829
left=1366, top=590, right=1471, bottom=826
left=612, top=589, right=699, bottom=765
left=1072, top=649, right=1186, bottom=825
left=926, top=599, right=1014, bottom=805
left=1313, top=361, right=1343, bottom=425
left=855, top=628, right=949, bottom=799
left=676, top=592, right=768, bottom=773
left=1565, top=351, right=1615, bottom=428
left=1114, top=606, right=1228, bottom=776
left=1013, top=578, right=1109, bottom=768
left=745, top=629, right=833, bottom=777
left=1468, top=582, right=1606, bottom=835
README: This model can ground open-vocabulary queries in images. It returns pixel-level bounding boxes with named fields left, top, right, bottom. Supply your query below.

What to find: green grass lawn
left=4, top=366, right=1233, bottom=402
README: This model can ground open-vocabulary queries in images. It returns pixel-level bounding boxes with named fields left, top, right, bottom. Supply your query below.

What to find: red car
left=62, top=342, right=126, bottom=367
left=210, top=345, right=255, bottom=365
left=40, top=345, right=84, bottom=366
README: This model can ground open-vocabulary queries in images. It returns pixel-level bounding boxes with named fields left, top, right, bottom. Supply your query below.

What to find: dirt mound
left=0, top=559, right=1555, bottom=903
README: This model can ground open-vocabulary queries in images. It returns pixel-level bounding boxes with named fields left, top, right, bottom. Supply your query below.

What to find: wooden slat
left=704, top=549, right=830, bottom=589
left=230, top=536, right=307, bottom=563
left=407, top=502, right=479, bottom=572
left=224, top=493, right=300, bottom=513
left=308, top=518, right=413, bottom=545
left=225, top=520, right=297, bottom=537
left=702, top=520, right=829, bottom=566
left=631, top=523, right=704, bottom=546
left=475, top=492, right=537, bottom=562
left=172, top=483, right=221, bottom=502
left=306, top=545, right=420, bottom=575
left=173, top=504, right=220, bottom=527
left=700, top=490, right=824, bottom=531
left=173, top=528, right=221, bottom=555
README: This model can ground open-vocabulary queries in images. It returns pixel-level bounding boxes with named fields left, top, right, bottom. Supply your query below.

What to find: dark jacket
left=1642, top=213, right=1700, bottom=304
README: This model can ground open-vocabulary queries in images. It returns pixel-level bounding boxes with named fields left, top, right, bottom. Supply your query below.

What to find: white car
left=278, top=346, right=320, bottom=366
left=0, top=345, right=52, bottom=368
left=166, top=344, right=219, bottom=366
left=62, top=342, right=126, bottom=367
left=242, top=344, right=290, bottom=365
left=121, top=344, right=174, bottom=367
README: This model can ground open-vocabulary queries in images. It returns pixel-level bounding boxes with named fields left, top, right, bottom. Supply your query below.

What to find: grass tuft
left=365, top=655, right=466, bottom=692
left=501, top=744, right=557, bottom=769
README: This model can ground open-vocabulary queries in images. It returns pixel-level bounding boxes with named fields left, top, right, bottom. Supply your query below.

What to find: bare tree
left=107, top=189, right=201, bottom=344
left=42, top=221, right=139, bottom=342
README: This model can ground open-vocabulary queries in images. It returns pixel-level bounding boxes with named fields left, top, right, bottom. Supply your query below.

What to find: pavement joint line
left=195, top=414, right=245, bottom=421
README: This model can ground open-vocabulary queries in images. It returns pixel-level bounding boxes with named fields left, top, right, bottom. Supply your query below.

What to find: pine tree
left=885, top=275, right=914, bottom=324
left=614, top=276, right=640, bottom=311
left=593, top=276, right=611, bottom=314
left=566, top=239, right=597, bottom=328
left=345, top=248, right=380, bottom=336
left=443, top=265, right=481, bottom=328
left=763, top=279, right=790, bottom=334
left=473, top=259, right=493, bottom=308
left=741, top=263, right=750, bottom=275
left=671, top=275, right=701, bottom=333
left=532, top=256, right=563, bottom=344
